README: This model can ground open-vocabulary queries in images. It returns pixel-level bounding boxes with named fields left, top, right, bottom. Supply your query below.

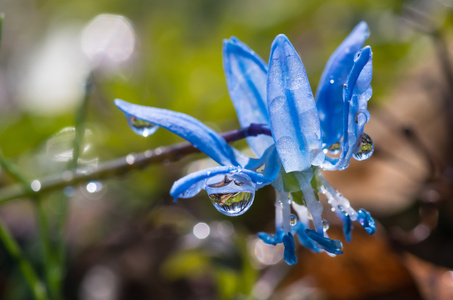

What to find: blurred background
left=0, top=0, right=453, bottom=299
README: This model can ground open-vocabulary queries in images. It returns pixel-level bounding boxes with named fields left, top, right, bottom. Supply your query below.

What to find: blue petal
left=282, top=233, right=297, bottom=265
left=357, top=209, right=376, bottom=235
left=223, top=37, right=274, bottom=156
left=322, top=46, right=373, bottom=170
left=267, top=34, right=324, bottom=173
left=257, top=230, right=284, bottom=245
left=115, top=99, right=243, bottom=167
left=293, top=222, right=322, bottom=253
left=244, top=145, right=281, bottom=187
left=305, top=229, right=343, bottom=255
left=316, top=22, right=369, bottom=147
left=343, top=214, right=352, bottom=243
left=170, top=165, right=274, bottom=201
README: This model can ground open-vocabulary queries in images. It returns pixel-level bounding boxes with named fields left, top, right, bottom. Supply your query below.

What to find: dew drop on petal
left=290, top=214, right=297, bottom=227
left=128, top=115, right=158, bottom=137
left=330, top=79, right=335, bottom=84
left=326, top=142, right=341, bottom=155
left=355, top=111, right=368, bottom=126
left=323, top=220, right=330, bottom=232
left=209, top=192, right=254, bottom=217
left=353, top=133, right=374, bottom=161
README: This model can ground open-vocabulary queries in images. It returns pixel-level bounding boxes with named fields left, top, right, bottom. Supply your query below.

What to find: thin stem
left=55, top=74, right=94, bottom=297
left=0, top=220, right=47, bottom=300
left=0, top=124, right=272, bottom=204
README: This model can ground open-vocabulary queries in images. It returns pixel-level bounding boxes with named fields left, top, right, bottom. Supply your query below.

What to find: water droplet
left=193, top=222, right=210, bottom=239
left=290, top=214, right=297, bottom=226
left=330, top=79, right=335, bottom=84
left=353, top=133, right=374, bottom=161
left=128, top=115, right=158, bottom=137
left=209, top=191, right=254, bottom=217
left=326, top=142, right=341, bottom=155
left=125, top=153, right=136, bottom=165
left=62, top=171, right=74, bottom=182
left=355, top=112, right=368, bottom=126
left=343, top=84, right=348, bottom=88
left=207, top=175, right=232, bottom=187
left=86, top=181, right=103, bottom=193
left=31, top=180, right=41, bottom=192
left=331, top=207, right=336, bottom=212
left=154, top=147, right=163, bottom=155
left=323, top=220, right=330, bottom=232
left=144, top=150, right=153, bottom=158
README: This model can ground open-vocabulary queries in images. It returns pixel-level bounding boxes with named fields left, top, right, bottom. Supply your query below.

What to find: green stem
left=55, top=73, right=93, bottom=285
left=0, top=219, right=47, bottom=300
left=0, top=150, right=54, bottom=299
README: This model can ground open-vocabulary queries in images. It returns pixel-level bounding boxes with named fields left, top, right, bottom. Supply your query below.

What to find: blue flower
left=115, top=22, right=376, bottom=265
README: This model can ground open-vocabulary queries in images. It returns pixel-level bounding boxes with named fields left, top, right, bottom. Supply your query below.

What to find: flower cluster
left=115, top=22, right=375, bottom=265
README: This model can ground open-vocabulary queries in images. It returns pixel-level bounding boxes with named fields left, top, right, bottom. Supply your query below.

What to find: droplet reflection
left=206, top=173, right=256, bottom=217
left=128, top=115, right=159, bottom=137
left=353, top=133, right=374, bottom=161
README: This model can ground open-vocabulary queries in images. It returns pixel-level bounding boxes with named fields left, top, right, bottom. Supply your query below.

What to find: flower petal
left=223, top=37, right=274, bottom=156
left=321, top=46, right=373, bottom=170
left=170, top=165, right=274, bottom=201
left=267, top=34, right=324, bottom=173
left=316, top=22, right=369, bottom=147
left=115, top=99, right=243, bottom=166
left=357, top=209, right=376, bottom=234
left=305, top=229, right=344, bottom=255
left=283, top=233, right=297, bottom=265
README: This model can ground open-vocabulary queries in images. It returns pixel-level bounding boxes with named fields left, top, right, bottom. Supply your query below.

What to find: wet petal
left=283, top=233, right=297, bottom=265
left=294, top=222, right=322, bottom=253
left=115, top=99, right=243, bottom=166
left=316, top=22, right=369, bottom=147
left=267, top=34, right=324, bottom=173
left=321, top=46, right=373, bottom=170
left=258, top=230, right=284, bottom=245
left=305, top=229, right=343, bottom=255
left=357, top=209, right=376, bottom=234
left=170, top=165, right=272, bottom=200
left=223, top=37, right=274, bottom=156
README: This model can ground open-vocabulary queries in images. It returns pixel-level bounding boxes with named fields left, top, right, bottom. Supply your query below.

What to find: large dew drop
left=206, top=173, right=255, bottom=217
left=128, top=115, right=158, bottom=137
left=209, top=192, right=254, bottom=216
left=353, top=133, right=374, bottom=161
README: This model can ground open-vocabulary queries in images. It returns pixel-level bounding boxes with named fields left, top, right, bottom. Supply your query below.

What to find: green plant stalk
left=0, top=150, right=55, bottom=299
left=55, top=73, right=93, bottom=290
left=0, top=220, right=47, bottom=300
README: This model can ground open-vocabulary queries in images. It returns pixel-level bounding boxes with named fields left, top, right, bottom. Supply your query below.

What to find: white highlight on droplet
left=193, top=222, right=210, bottom=239
left=31, top=180, right=41, bottom=192
left=86, top=181, right=102, bottom=193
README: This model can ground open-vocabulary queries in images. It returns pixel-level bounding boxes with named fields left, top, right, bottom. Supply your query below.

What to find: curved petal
left=170, top=165, right=274, bottom=201
left=223, top=37, right=274, bottom=156
left=283, top=233, right=297, bottom=265
left=316, top=22, right=369, bottom=147
left=305, top=229, right=343, bottom=255
left=321, top=46, right=373, bottom=170
left=357, top=209, right=376, bottom=234
left=267, top=34, right=324, bottom=173
left=115, top=99, right=243, bottom=167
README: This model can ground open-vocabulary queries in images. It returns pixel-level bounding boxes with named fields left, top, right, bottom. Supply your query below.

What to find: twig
left=0, top=123, right=271, bottom=204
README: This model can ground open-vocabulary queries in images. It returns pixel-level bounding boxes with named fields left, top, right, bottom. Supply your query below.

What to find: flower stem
left=0, top=123, right=272, bottom=204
